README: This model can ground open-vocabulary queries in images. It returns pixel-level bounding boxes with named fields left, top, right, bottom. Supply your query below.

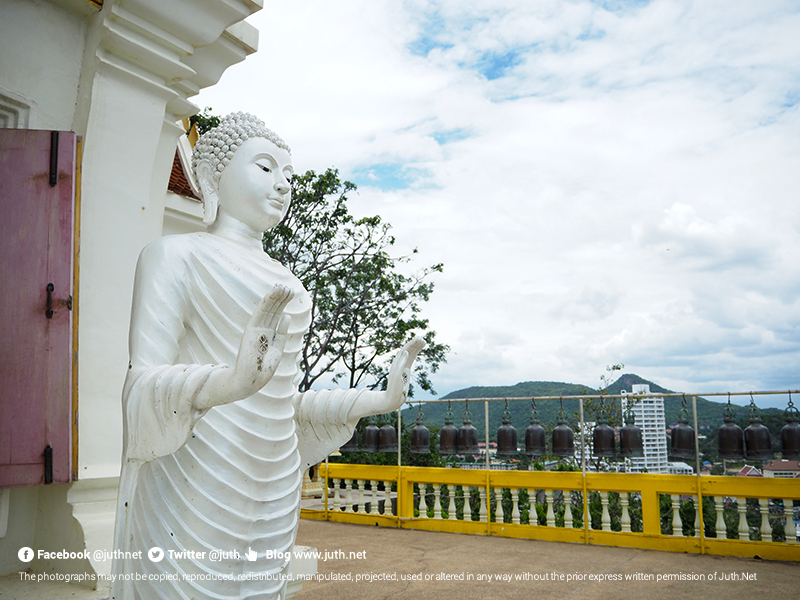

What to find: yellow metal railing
left=303, top=463, right=800, bottom=561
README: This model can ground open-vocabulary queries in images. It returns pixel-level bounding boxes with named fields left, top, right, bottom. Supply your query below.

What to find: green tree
left=188, top=107, right=220, bottom=136
left=263, top=168, right=448, bottom=395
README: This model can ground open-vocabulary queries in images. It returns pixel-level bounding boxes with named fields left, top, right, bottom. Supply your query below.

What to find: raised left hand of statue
left=384, top=336, right=426, bottom=411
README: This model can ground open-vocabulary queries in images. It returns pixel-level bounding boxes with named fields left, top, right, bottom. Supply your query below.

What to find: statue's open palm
left=230, top=284, right=294, bottom=399
left=196, top=284, right=294, bottom=409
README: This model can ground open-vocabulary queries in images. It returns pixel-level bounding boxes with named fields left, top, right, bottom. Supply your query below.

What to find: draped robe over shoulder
left=111, top=233, right=362, bottom=600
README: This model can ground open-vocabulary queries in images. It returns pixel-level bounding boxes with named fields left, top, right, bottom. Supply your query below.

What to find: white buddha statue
left=111, top=113, right=424, bottom=600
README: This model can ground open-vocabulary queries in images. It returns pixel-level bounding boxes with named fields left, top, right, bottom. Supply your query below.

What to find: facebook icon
left=18, top=547, right=34, bottom=562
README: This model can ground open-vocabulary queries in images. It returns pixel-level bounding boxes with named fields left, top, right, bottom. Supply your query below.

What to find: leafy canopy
left=263, top=167, right=448, bottom=395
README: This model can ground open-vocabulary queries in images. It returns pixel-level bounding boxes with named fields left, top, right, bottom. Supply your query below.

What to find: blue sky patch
left=408, top=11, right=452, bottom=57
left=473, top=49, right=524, bottom=81
left=432, top=129, right=470, bottom=144
left=592, top=0, right=652, bottom=12
left=350, top=163, right=429, bottom=191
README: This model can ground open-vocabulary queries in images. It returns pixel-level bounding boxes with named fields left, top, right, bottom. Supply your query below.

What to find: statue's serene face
left=216, top=136, right=293, bottom=234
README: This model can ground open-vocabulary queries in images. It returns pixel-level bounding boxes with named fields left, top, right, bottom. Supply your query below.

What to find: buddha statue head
left=192, top=112, right=293, bottom=231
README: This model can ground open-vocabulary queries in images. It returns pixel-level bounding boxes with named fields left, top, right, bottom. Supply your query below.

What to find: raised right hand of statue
left=196, top=285, right=294, bottom=409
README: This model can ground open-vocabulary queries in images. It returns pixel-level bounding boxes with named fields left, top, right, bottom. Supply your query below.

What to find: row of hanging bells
left=717, top=393, right=800, bottom=461
left=344, top=392, right=800, bottom=460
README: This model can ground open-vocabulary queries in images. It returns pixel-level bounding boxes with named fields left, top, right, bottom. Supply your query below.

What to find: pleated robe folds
left=111, top=233, right=361, bottom=600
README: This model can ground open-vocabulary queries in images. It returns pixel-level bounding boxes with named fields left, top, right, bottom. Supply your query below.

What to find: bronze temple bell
left=525, top=399, right=547, bottom=458
left=410, top=404, right=430, bottom=454
left=457, top=400, right=480, bottom=455
left=670, top=395, right=695, bottom=460
left=781, top=394, right=800, bottom=460
left=340, top=428, right=359, bottom=453
left=593, top=398, right=616, bottom=458
left=717, top=394, right=745, bottom=460
left=438, top=401, right=459, bottom=456
left=377, top=415, right=398, bottom=453
left=551, top=398, right=575, bottom=458
left=619, top=398, right=644, bottom=458
left=744, top=394, right=773, bottom=461
left=496, top=400, right=518, bottom=458
left=362, top=415, right=381, bottom=453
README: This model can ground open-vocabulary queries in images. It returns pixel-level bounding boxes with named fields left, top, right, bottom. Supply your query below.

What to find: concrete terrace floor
left=2, top=520, right=797, bottom=600
left=294, top=519, right=800, bottom=600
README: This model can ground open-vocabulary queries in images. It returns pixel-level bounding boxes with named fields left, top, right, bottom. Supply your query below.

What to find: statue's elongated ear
left=196, top=160, right=219, bottom=225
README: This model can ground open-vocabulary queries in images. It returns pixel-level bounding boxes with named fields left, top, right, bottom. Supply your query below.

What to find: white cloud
left=197, top=0, right=800, bottom=407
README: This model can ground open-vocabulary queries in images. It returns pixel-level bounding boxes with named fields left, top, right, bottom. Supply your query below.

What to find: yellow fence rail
left=301, top=463, right=800, bottom=561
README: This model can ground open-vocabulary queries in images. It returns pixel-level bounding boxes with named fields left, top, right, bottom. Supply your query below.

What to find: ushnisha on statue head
left=192, top=112, right=293, bottom=228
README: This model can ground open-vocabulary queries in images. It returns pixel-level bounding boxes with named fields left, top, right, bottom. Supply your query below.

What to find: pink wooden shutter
left=0, top=129, right=76, bottom=487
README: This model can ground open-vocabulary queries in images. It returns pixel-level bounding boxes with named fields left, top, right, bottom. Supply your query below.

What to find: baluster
left=546, top=490, right=556, bottom=527
left=344, top=479, right=354, bottom=513
left=564, top=491, right=573, bottom=529
left=714, top=497, right=726, bottom=539
left=433, top=485, right=442, bottom=520
left=496, top=488, right=505, bottom=523
left=693, top=497, right=700, bottom=537
left=443, top=485, right=453, bottom=520
left=671, top=494, right=682, bottom=536
left=356, top=480, right=364, bottom=513
left=479, top=487, right=488, bottom=522
left=332, top=478, right=341, bottom=512
left=384, top=481, right=393, bottom=515
left=785, top=500, right=797, bottom=543
left=369, top=480, right=378, bottom=515
left=737, top=497, right=750, bottom=540
left=511, top=488, right=521, bottom=524
left=466, top=487, right=475, bottom=521
left=620, top=493, right=631, bottom=533
left=600, top=492, right=611, bottom=532
left=759, top=498, right=772, bottom=541
left=528, top=489, right=537, bottom=526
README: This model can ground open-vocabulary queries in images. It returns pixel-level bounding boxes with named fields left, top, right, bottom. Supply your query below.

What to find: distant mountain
left=404, top=374, right=784, bottom=442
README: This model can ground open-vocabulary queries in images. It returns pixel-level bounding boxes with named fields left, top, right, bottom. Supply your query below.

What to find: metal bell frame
left=496, top=400, right=518, bottom=458
left=525, top=398, right=547, bottom=458
left=669, top=394, right=695, bottom=460
left=744, top=393, right=773, bottom=461
left=717, top=393, right=745, bottom=460
left=781, top=393, right=800, bottom=460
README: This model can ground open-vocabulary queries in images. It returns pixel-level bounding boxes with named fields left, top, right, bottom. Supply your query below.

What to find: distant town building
left=736, top=465, right=763, bottom=477
left=762, top=460, right=800, bottom=478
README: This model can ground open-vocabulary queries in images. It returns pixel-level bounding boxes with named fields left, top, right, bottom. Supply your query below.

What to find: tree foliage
left=188, top=107, right=220, bottom=136
left=263, top=168, right=448, bottom=394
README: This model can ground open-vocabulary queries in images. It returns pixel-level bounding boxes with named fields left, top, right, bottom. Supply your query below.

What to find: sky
left=196, top=0, right=800, bottom=408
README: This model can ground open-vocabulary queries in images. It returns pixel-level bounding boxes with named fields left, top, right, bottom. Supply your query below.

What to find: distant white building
left=762, top=460, right=800, bottom=478
left=622, top=385, right=670, bottom=474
